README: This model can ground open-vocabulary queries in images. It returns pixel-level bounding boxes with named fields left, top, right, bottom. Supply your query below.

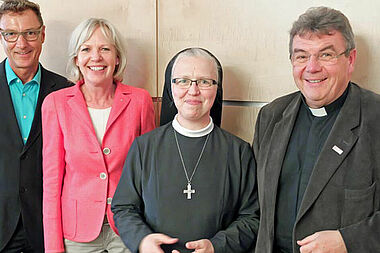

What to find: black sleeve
left=210, top=142, right=259, bottom=252
left=111, top=140, right=153, bottom=253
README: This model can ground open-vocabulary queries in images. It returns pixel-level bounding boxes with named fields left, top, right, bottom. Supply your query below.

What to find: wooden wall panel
left=1, top=0, right=380, bottom=140
left=158, top=0, right=295, bottom=102
left=157, top=0, right=380, bottom=102
left=221, top=105, right=261, bottom=143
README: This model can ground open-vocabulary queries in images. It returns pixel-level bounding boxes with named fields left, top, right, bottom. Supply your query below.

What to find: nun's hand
left=185, top=239, right=214, bottom=253
left=139, top=233, right=178, bottom=253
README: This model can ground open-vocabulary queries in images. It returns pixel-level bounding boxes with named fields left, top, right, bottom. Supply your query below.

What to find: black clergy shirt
left=274, top=87, right=349, bottom=253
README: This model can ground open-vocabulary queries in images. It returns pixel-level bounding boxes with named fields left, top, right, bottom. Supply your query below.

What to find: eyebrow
left=172, top=75, right=215, bottom=79
left=318, top=45, right=336, bottom=52
left=293, top=45, right=336, bottom=54
left=1, top=26, right=41, bottom=31
left=80, top=43, right=112, bottom=47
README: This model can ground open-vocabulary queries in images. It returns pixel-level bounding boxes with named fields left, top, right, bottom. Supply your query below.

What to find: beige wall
left=1, top=0, right=379, bottom=142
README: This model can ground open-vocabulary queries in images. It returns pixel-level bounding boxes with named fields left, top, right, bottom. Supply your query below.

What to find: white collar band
left=309, top=107, right=327, bottom=117
left=172, top=114, right=214, bottom=137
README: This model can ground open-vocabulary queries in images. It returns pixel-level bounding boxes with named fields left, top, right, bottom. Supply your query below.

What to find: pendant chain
left=174, top=130, right=210, bottom=184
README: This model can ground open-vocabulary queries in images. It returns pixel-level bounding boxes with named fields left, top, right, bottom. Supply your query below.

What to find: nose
left=15, top=35, right=28, bottom=48
left=187, top=82, right=200, bottom=95
left=305, top=55, right=322, bottom=73
left=91, top=50, right=102, bottom=61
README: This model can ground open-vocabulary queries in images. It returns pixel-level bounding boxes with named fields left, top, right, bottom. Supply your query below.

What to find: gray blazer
left=253, top=83, right=380, bottom=253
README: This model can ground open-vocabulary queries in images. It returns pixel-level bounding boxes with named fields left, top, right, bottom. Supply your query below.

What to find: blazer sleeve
left=209, top=142, right=260, bottom=253
left=42, top=94, right=66, bottom=253
left=139, top=90, right=156, bottom=135
left=111, top=139, right=153, bottom=253
left=340, top=212, right=380, bottom=252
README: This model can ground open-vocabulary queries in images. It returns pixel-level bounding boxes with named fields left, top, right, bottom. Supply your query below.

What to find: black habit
left=112, top=123, right=259, bottom=253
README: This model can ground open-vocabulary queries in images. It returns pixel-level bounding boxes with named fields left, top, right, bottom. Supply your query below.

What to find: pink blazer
left=42, top=80, right=155, bottom=253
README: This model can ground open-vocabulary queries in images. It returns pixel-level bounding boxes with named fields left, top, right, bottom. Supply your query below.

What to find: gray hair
left=0, top=0, right=43, bottom=25
left=171, top=48, right=220, bottom=82
left=289, top=6, right=355, bottom=56
left=67, top=18, right=127, bottom=82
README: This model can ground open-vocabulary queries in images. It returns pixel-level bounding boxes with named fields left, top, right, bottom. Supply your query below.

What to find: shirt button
left=107, top=197, right=112, bottom=204
left=103, top=147, right=111, bottom=155
left=22, top=93, right=26, bottom=97
left=100, top=172, right=107, bottom=180
left=23, top=115, right=27, bottom=119
left=23, top=137, right=27, bottom=141
left=16, top=79, right=20, bottom=83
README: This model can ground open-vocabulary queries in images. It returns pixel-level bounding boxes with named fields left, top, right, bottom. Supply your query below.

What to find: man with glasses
left=112, top=48, right=259, bottom=253
left=253, top=6, right=380, bottom=253
left=0, top=0, right=69, bottom=252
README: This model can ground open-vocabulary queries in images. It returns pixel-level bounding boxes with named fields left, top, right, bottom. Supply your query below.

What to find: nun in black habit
left=160, top=48, right=223, bottom=127
left=112, top=48, right=259, bottom=253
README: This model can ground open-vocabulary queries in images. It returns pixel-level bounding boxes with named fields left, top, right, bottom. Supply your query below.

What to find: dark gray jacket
left=253, top=83, right=380, bottom=253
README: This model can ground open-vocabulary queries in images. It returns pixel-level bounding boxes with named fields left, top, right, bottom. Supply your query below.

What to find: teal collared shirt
left=6, top=58, right=41, bottom=144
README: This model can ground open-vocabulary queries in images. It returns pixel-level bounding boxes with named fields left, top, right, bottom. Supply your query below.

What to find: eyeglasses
left=172, top=78, right=218, bottom=89
left=291, top=49, right=350, bottom=67
left=0, top=26, right=43, bottom=42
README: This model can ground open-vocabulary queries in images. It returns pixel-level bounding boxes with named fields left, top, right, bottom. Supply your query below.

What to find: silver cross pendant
left=183, top=183, right=195, bottom=199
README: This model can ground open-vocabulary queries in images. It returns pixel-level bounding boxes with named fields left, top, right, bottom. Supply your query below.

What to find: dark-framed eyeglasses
left=172, top=78, right=218, bottom=89
left=0, top=25, right=43, bottom=42
left=291, top=48, right=350, bottom=67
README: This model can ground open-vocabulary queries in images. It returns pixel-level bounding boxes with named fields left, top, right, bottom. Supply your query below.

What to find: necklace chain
left=174, top=130, right=210, bottom=184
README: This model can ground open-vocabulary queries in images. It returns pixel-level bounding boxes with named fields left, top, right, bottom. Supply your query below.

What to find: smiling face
left=0, top=9, right=45, bottom=79
left=75, top=26, right=119, bottom=86
left=172, top=56, right=218, bottom=130
left=291, top=31, right=356, bottom=108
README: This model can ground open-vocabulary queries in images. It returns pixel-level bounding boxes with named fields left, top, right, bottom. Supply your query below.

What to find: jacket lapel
left=0, top=60, right=24, bottom=147
left=105, top=83, right=131, bottom=132
left=22, top=67, right=56, bottom=153
left=66, top=82, right=95, bottom=133
left=263, top=94, right=302, bottom=224
left=296, top=84, right=360, bottom=222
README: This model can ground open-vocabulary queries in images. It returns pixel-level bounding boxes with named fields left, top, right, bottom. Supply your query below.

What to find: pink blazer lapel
left=66, top=82, right=95, bottom=133
left=106, top=82, right=131, bottom=132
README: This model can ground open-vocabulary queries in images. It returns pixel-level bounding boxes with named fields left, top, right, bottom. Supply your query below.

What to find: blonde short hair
left=67, top=18, right=127, bottom=82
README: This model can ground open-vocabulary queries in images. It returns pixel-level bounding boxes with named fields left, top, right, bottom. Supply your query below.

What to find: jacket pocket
left=341, top=182, right=376, bottom=227
left=61, top=198, right=77, bottom=238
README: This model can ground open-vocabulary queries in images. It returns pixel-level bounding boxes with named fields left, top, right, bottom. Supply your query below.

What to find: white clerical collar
left=308, top=107, right=327, bottom=117
left=172, top=114, right=214, bottom=137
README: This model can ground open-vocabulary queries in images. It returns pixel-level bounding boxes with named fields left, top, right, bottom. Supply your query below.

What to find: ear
left=348, top=48, right=357, bottom=74
left=75, top=56, right=78, bottom=67
left=116, top=56, right=120, bottom=65
left=40, top=25, right=46, bottom=43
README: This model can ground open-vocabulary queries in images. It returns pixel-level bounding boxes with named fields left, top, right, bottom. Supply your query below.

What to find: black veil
left=159, top=47, right=223, bottom=126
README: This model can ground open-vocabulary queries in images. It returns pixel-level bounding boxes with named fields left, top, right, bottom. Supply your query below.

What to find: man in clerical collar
left=0, top=0, right=69, bottom=252
left=253, top=6, right=380, bottom=253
